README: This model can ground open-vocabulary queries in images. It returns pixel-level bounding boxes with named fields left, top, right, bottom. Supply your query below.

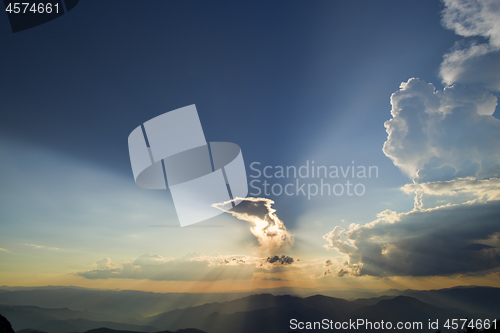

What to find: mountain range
left=0, top=286, right=498, bottom=333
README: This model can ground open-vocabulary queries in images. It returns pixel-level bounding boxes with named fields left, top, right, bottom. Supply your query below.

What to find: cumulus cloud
left=213, top=197, right=294, bottom=253
left=440, top=0, right=500, bottom=90
left=95, top=257, right=119, bottom=270
left=383, top=78, right=500, bottom=182
left=76, top=253, right=297, bottom=281
left=346, top=76, right=500, bottom=278
left=323, top=201, right=500, bottom=277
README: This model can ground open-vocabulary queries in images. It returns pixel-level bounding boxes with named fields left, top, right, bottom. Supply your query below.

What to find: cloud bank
left=323, top=202, right=500, bottom=277
left=76, top=252, right=298, bottom=281
left=77, top=253, right=256, bottom=281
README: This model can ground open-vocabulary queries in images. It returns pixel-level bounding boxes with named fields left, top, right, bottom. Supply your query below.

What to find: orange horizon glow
left=1, top=271, right=500, bottom=295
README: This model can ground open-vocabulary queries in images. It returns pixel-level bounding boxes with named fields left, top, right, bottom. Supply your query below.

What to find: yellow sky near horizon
left=1, top=270, right=500, bottom=295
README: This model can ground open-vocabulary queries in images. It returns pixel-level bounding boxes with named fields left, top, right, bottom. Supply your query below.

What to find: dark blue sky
left=0, top=0, right=458, bottom=178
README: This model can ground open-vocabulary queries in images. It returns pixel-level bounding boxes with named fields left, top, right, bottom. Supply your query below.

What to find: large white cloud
left=440, top=0, right=500, bottom=90
left=383, top=78, right=500, bottom=183
left=335, top=3, right=500, bottom=279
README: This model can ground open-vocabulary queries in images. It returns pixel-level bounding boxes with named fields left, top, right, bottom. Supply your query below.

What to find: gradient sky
left=1, top=0, right=499, bottom=293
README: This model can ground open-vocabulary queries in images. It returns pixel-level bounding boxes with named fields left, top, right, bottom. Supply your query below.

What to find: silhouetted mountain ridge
left=0, top=314, right=14, bottom=333
left=0, top=304, right=157, bottom=333
left=1, top=286, right=498, bottom=333
left=147, top=293, right=494, bottom=333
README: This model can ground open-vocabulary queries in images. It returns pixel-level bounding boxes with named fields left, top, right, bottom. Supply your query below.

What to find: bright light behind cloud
left=213, top=197, right=294, bottom=254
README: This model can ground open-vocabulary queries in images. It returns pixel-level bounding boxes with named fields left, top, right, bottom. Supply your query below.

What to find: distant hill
left=0, top=304, right=129, bottom=325
left=0, top=304, right=157, bottom=332
left=148, top=292, right=379, bottom=329
left=399, top=286, right=500, bottom=316
left=66, top=328, right=207, bottom=333
left=350, top=295, right=490, bottom=332
left=0, top=287, right=253, bottom=323
left=83, top=329, right=168, bottom=333
left=0, top=285, right=390, bottom=319
left=15, top=329, right=47, bottom=333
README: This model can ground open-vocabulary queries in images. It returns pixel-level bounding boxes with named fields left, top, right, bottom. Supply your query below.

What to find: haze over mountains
left=0, top=286, right=499, bottom=333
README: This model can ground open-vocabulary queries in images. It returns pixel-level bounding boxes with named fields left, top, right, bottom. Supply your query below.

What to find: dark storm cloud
left=266, top=255, right=294, bottom=265
left=323, top=201, right=500, bottom=277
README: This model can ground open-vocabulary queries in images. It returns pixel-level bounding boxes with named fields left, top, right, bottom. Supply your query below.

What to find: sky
left=0, top=0, right=499, bottom=294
